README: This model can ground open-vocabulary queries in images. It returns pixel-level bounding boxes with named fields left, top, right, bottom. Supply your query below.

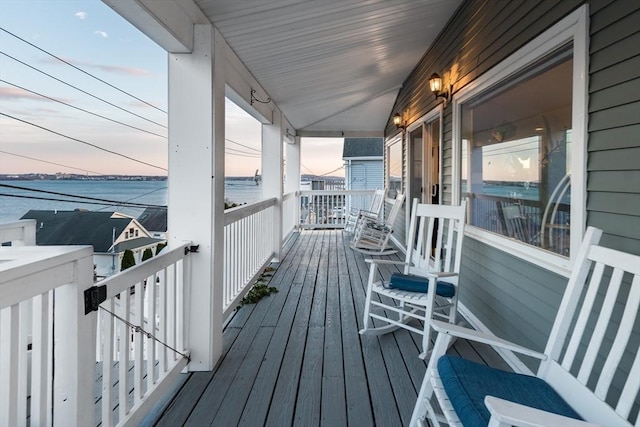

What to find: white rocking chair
left=360, top=199, right=466, bottom=359
left=344, top=188, right=386, bottom=233
left=349, top=192, right=405, bottom=255
left=411, top=226, right=640, bottom=427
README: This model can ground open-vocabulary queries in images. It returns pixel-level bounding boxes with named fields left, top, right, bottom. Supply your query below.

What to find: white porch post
left=262, top=111, right=284, bottom=262
left=53, top=254, right=96, bottom=426
left=168, top=24, right=224, bottom=370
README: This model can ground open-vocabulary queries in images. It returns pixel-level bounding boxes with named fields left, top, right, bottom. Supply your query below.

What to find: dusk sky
left=0, top=0, right=344, bottom=177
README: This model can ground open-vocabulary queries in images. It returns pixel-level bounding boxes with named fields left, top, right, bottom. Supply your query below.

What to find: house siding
left=347, top=160, right=383, bottom=191
left=386, top=0, right=640, bottom=376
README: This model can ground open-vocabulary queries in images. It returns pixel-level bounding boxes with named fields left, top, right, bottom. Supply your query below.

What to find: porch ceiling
left=194, top=0, right=463, bottom=135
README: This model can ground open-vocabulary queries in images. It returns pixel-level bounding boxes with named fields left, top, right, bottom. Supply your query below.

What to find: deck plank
left=153, top=230, right=513, bottom=427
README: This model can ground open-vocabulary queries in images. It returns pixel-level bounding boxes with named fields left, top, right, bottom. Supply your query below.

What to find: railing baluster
left=118, top=290, right=130, bottom=422
left=0, top=305, right=19, bottom=427
left=31, top=292, right=50, bottom=426
left=134, top=280, right=144, bottom=403
left=147, top=272, right=157, bottom=389
left=101, top=299, right=114, bottom=426
left=17, top=301, right=29, bottom=427
left=158, top=267, right=167, bottom=373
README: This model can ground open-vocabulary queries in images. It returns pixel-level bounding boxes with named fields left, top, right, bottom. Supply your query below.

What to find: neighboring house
left=343, top=138, right=384, bottom=213
left=137, top=207, right=168, bottom=239
left=342, top=138, right=383, bottom=191
left=20, top=210, right=165, bottom=279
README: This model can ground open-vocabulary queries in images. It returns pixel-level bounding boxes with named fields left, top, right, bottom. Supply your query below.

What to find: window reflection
left=460, top=48, right=573, bottom=256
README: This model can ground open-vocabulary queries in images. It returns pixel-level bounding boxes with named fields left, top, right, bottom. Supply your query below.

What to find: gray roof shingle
left=21, top=210, right=134, bottom=252
left=342, top=138, right=383, bottom=158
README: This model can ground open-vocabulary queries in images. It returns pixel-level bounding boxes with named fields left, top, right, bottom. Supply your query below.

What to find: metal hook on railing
left=184, top=244, right=200, bottom=255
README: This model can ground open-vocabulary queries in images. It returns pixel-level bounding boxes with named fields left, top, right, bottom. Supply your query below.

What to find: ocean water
left=0, top=179, right=262, bottom=223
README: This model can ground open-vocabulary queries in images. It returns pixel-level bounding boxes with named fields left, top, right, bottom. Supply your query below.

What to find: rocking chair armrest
left=431, top=320, right=546, bottom=360
left=426, top=271, right=458, bottom=278
left=364, top=259, right=409, bottom=266
left=484, top=396, right=599, bottom=427
left=358, top=209, right=379, bottom=219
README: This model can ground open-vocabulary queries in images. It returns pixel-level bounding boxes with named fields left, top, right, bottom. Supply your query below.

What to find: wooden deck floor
left=152, top=230, right=510, bottom=427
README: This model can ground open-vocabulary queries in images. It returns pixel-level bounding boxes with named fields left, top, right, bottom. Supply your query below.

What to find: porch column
left=262, top=111, right=284, bottom=261
left=168, top=24, right=224, bottom=370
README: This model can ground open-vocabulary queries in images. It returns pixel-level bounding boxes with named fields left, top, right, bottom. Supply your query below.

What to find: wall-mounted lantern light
left=393, top=113, right=406, bottom=130
left=429, top=73, right=451, bottom=103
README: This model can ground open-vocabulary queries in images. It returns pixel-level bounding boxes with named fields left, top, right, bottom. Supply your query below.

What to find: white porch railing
left=223, top=197, right=277, bottom=317
left=0, top=232, right=191, bottom=427
left=298, top=189, right=377, bottom=229
left=1, top=244, right=95, bottom=427
left=95, top=243, right=190, bottom=426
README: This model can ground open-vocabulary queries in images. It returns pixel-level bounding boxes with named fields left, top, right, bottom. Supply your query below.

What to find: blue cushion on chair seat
left=438, top=355, right=582, bottom=427
left=388, top=273, right=455, bottom=297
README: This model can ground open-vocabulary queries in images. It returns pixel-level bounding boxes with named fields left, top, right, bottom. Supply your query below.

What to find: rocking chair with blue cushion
left=360, top=199, right=466, bottom=359
left=411, top=226, right=640, bottom=427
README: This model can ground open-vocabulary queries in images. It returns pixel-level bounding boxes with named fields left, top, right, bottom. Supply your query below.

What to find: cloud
left=0, top=87, right=43, bottom=101
left=40, top=57, right=151, bottom=77
left=0, top=87, right=71, bottom=104
left=74, top=11, right=87, bottom=19
left=96, top=64, right=149, bottom=76
left=94, top=30, right=108, bottom=38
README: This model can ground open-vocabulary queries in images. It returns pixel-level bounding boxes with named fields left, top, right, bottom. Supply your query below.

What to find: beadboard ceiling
left=194, top=0, right=463, bottom=135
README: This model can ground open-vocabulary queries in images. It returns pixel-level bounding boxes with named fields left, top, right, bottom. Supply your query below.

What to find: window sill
left=464, top=226, right=572, bottom=278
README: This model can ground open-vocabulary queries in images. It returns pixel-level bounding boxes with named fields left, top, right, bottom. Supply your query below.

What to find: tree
left=155, top=242, right=167, bottom=255
left=142, top=248, right=154, bottom=262
left=121, top=249, right=136, bottom=271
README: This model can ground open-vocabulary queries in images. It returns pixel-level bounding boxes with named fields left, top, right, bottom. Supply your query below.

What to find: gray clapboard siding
left=589, top=124, right=640, bottom=150
left=386, top=0, right=640, bottom=384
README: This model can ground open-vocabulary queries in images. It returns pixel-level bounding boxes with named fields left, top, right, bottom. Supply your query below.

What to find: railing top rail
left=283, top=191, right=296, bottom=201
left=0, top=245, right=93, bottom=309
left=224, top=197, right=277, bottom=226
left=299, top=189, right=377, bottom=196
left=99, top=243, right=190, bottom=298
left=0, top=219, right=36, bottom=229
left=0, top=219, right=36, bottom=244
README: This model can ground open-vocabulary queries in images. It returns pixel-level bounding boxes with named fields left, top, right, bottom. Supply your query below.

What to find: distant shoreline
left=0, top=174, right=257, bottom=181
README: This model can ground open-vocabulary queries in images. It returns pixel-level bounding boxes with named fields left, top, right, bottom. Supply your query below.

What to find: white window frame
left=452, top=5, right=588, bottom=277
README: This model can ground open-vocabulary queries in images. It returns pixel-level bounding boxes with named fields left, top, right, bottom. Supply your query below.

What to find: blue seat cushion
left=387, top=273, right=455, bottom=297
left=438, top=355, right=582, bottom=427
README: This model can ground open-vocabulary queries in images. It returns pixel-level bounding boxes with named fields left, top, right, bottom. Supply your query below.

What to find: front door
left=409, top=127, right=424, bottom=205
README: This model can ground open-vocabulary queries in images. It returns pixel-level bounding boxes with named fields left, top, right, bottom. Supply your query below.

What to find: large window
left=454, top=6, right=588, bottom=274
left=462, top=49, right=572, bottom=256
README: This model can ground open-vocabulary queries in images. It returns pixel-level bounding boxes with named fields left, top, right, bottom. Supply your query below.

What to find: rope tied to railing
left=99, top=305, right=191, bottom=362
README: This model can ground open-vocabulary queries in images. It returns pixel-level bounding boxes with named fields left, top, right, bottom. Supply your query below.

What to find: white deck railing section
left=299, top=189, right=377, bottom=229
left=96, top=244, right=190, bottom=427
left=223, top=198, right=277, bottom=316
left=0, top=219, right=191, bottom=427
left=1, top=220, right=95, bottom=426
